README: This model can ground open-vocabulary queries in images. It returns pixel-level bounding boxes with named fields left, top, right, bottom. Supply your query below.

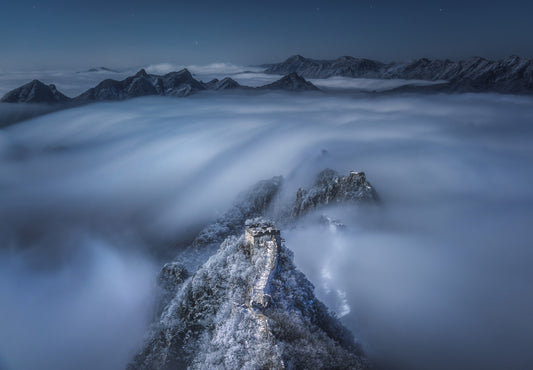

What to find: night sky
left=1, top=0, right=532, bottom=70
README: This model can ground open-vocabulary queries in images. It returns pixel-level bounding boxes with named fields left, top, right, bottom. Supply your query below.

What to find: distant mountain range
left=76, top=66, right=119, bottom=74
left=2, top=54, right=533, bottom=106
left=1, top=69, right=319, bottom=104
left=265, top=55, right=533, bottom=94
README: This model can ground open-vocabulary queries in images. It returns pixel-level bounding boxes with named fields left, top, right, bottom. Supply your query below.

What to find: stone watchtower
left=245, top=221, right=281, bottom=248
left=244, top=220, right=281, bottom=309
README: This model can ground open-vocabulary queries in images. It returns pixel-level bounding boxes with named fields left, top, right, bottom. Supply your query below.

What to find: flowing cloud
left=1, top=91, right=533, bottom=369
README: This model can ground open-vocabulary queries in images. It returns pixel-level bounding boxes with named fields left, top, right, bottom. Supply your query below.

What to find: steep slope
left=1, top=80, right=71, bottom=103
left=130, top=220, right=369, bottom=370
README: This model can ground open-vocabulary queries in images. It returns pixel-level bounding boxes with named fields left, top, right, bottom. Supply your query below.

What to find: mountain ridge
left=130, top=169, right=378, bottom=369
left=3, top=53, right=533, bottom=107
left=1, top=70, right=319, bottom=105
left=265, top=54, right=533, bottom=94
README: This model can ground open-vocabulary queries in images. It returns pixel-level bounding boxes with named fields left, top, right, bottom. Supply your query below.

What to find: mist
left=1, top=91, right=533, bottom=369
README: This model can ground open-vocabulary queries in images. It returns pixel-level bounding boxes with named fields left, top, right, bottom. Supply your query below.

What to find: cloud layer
left=1, top=91, right=533, bottom=369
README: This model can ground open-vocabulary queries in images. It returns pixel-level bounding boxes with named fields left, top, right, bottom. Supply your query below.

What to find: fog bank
left=1, top=91, right=533, bottom=369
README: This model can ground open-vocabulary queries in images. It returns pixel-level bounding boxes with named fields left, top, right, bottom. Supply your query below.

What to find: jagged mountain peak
left=77, top=66, right=119, bottom=73
left=503, top=55, right=523, bottom=64
left=219, top=76, right=238, bottom=84
left=208, top=77, right=242, bottom=91
left=163, top=68, right=192, bottom=76
left=337, top=55, right=357, bottom=62
left=292, top=169, right=378, bottom=217
left=466, top=55, right=487, bottom=62
left=73, top=67, right=207, bottom=101
left=260, top=72, right=319, bottom=91
left=134, top=68, right=150, bottom=77
left=287, top=54, right=307, bottom=61
left=1, top=79, right=71, bottom=104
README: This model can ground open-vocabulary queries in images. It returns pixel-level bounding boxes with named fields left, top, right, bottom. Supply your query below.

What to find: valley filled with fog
left=1, top=89, right=533, bottom=370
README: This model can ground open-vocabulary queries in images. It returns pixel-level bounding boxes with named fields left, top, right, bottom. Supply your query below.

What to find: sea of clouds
left=0, top=61, right=448, bottom=101
left=0, top=89, right=532, bottom=370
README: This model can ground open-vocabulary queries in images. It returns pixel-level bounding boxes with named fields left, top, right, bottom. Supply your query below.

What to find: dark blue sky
left=1, top=0, right=532, bottom=70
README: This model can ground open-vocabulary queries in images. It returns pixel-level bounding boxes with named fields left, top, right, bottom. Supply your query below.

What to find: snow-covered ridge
left=130, top=170, right=377, bottom=369
left=130, top=219, right=369, bottom=369
left=170, top=169, right=377, bottom=274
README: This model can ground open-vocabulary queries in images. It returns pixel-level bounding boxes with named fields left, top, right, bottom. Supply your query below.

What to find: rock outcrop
left=291, top=169, right=378, bottom=218
left=130, top=219, right=369, bottom=370
left=1, top=80, right=71, bottom=104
